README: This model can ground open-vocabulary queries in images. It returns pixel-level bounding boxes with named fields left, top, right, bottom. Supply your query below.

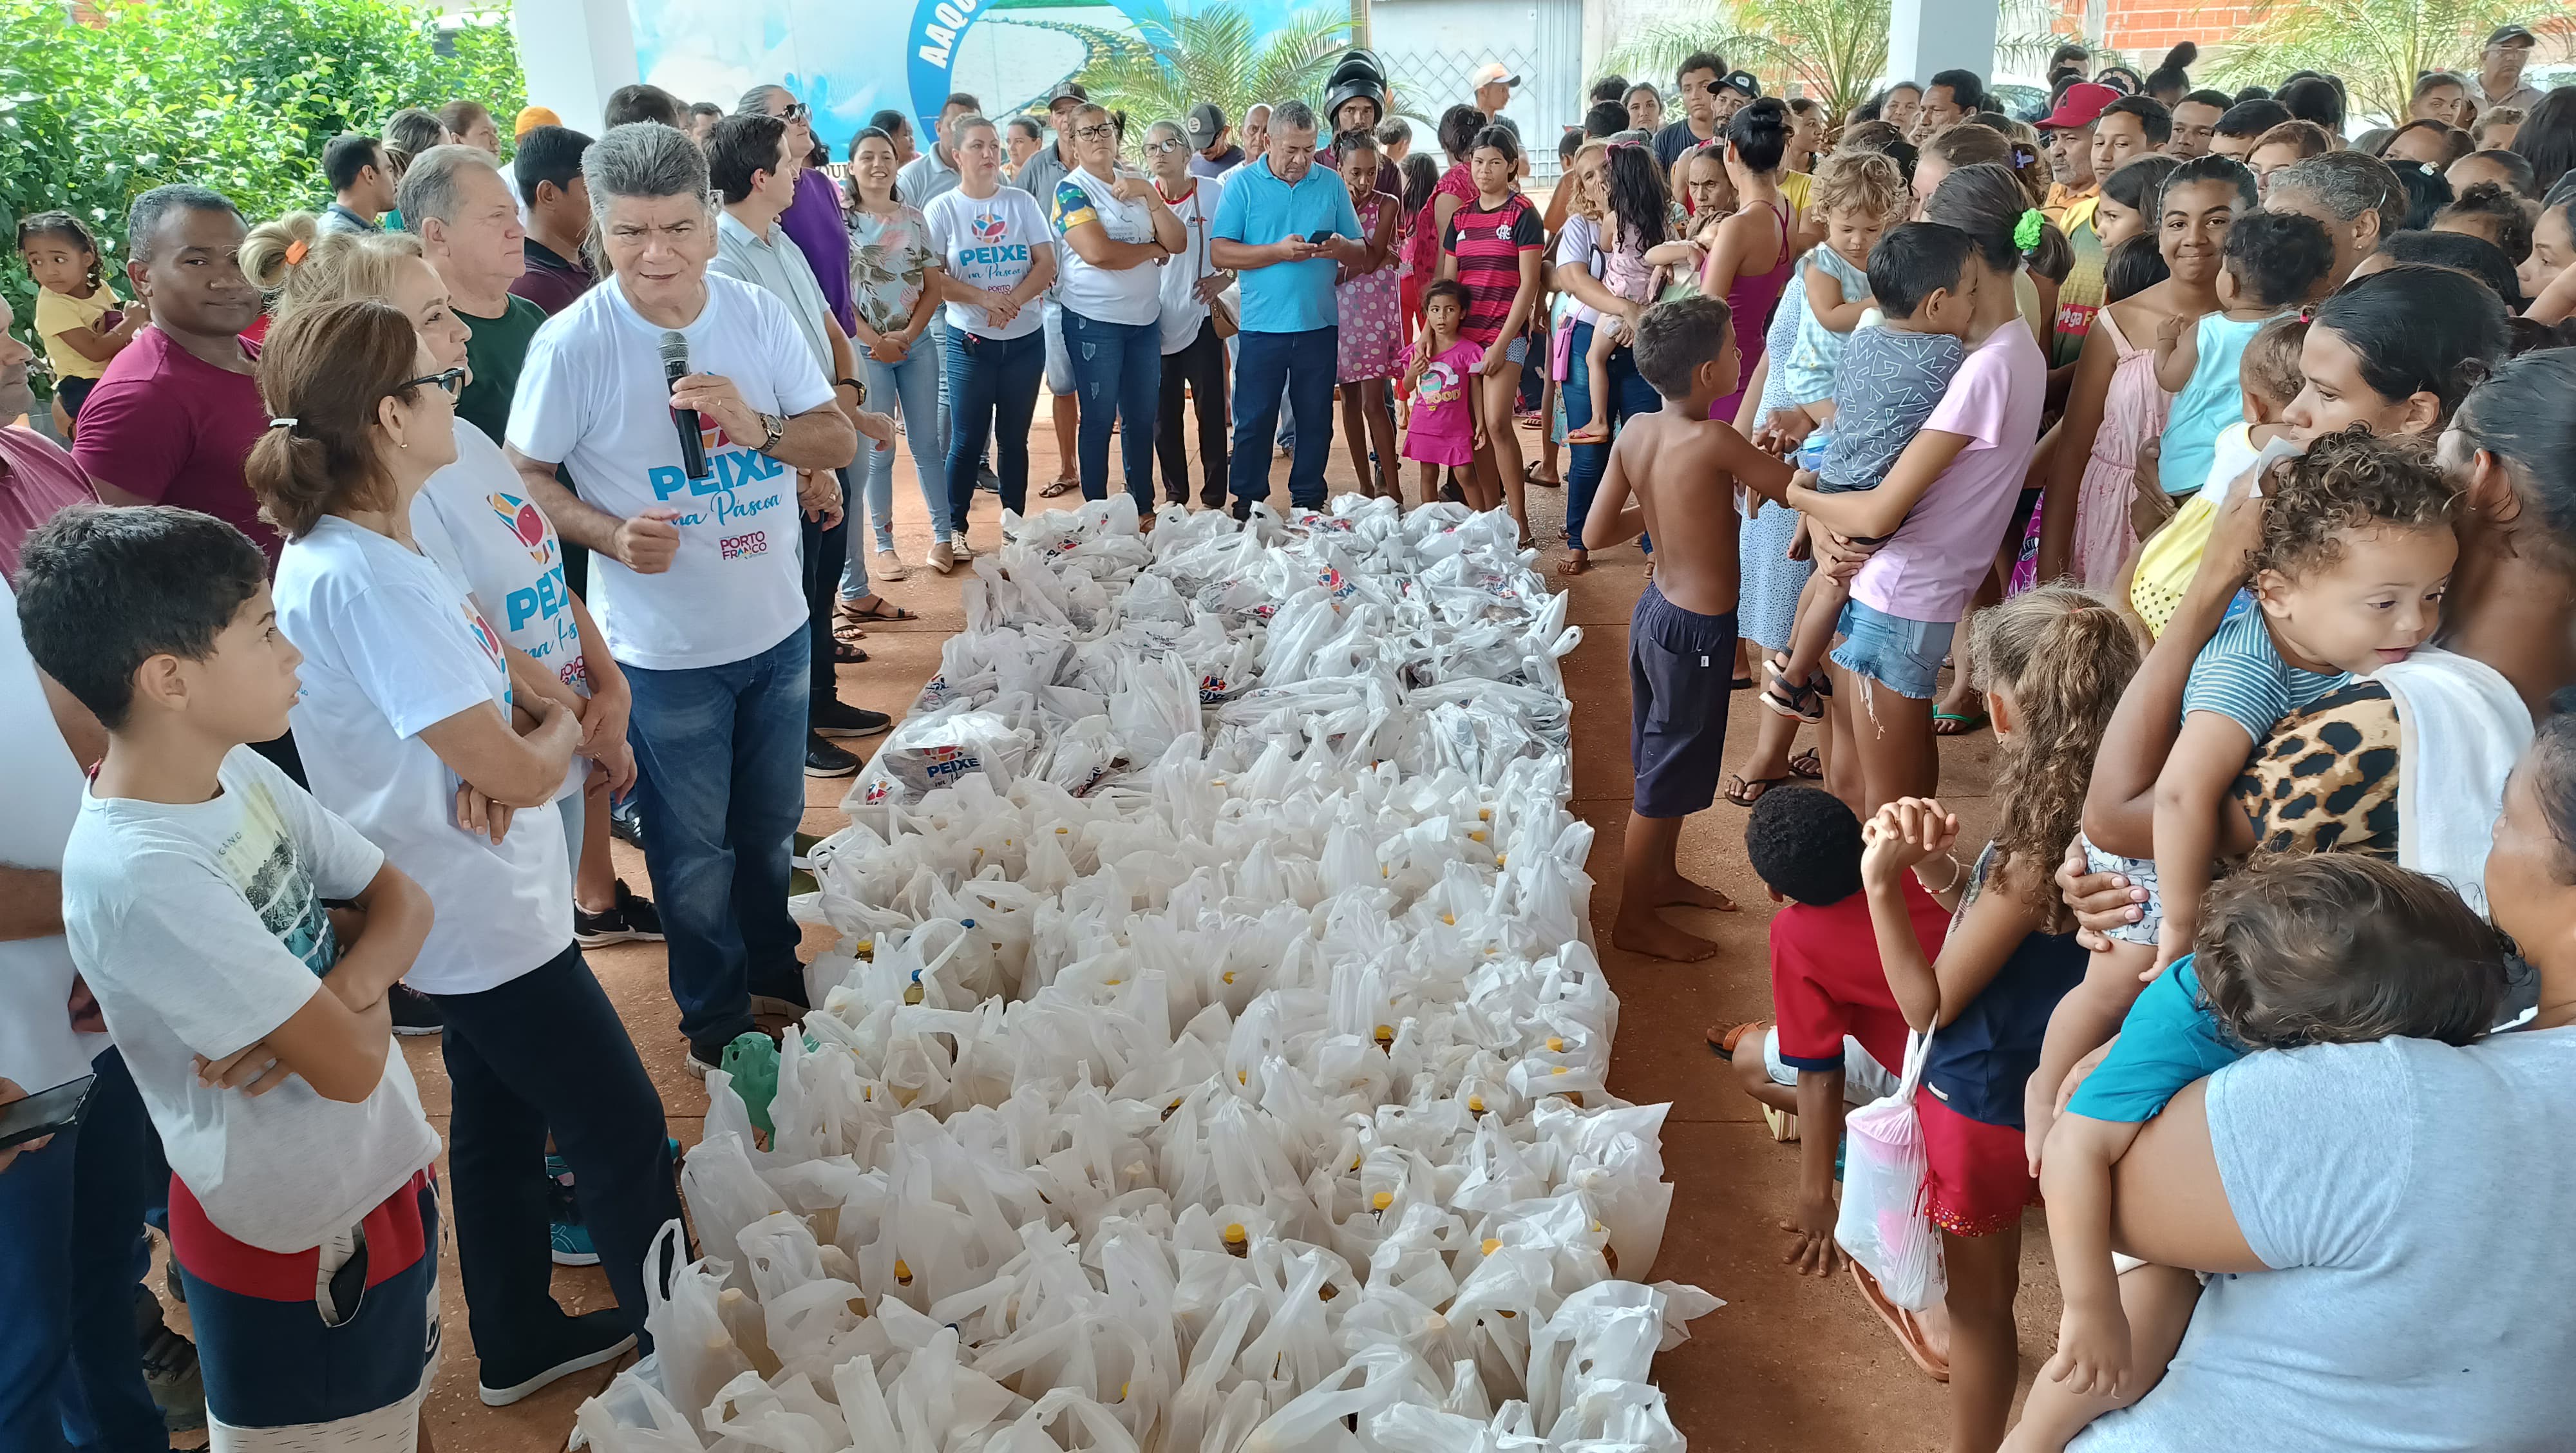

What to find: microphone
left=659, top=330, right=708, bottom=480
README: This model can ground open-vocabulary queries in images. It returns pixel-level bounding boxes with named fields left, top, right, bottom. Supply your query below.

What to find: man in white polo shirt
left=504, top=122, right=860, bottom=1073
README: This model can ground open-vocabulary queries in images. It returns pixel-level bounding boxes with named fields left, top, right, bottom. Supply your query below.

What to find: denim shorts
left=1828, top=597, right=1955, bottom=701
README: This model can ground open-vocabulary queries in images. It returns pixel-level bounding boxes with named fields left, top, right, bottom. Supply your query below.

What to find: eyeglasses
left=1075, top=122, right=1116, bottom=142
left=402, top=366, right=466, bottom=399
left=1144, top=138, right=1185, bottom=155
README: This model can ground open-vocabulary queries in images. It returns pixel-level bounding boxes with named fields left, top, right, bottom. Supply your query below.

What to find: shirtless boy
left=1584, top=294, right=1796, bottom=960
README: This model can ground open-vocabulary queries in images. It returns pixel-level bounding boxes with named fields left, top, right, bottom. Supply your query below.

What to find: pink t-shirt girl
left=1403, top=339, right=1482, bottom=467
left=1849, top=317, right=2047, bottom=623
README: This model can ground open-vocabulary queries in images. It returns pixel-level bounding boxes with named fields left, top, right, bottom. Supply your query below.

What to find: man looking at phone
left=1209, top=99, right=1363, bottom=515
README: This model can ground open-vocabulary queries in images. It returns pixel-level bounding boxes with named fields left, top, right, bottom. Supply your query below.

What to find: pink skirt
left=1403, top=422, right=1475, bottom=467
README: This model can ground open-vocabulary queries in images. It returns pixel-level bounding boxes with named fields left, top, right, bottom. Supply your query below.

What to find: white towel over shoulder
left=2374, top=647, right=2533, bottom=917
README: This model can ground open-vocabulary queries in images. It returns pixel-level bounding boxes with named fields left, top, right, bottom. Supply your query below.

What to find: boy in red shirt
left=1710, top=786, right=1947, bottom=1275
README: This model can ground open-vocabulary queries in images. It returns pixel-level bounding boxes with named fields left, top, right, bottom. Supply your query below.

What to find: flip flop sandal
left=1557, top=553, right=1590, bottom=577
left=838, top=597, right=918, bottom=624
left=1707, top=1020, right=1766, bottom=1060
left=1850, top=1264, right=1952, bottom=1383
left=1040, top=477, right=1077, bottom=498
left=833, top=639, right=868, bottom=664
left=1722, top=772, right=1793, bottom=807
left=1933, top=708, right=1989, bottom=737
left=831, top=620, right=867, bottom=647
left=1787, top=747, right=1824, bottom=780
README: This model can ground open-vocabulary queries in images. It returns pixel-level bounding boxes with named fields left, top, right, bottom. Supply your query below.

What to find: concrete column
left=1888, top=0, right=1997, bottom=84
left=511, top=0, right=638, bottom=135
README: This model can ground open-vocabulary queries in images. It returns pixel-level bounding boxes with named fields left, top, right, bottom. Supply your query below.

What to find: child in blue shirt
left=2014, top=854, right=2508, bottom=1451
left=2152, top=210, right=2333, bottom=497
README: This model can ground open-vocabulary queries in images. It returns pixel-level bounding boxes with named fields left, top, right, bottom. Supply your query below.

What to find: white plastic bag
left=1833, top=1029, right=1946, bottom=1311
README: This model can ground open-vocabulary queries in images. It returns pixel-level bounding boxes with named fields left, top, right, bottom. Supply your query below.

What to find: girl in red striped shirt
left=1438, top=126, right=1545, bottom=535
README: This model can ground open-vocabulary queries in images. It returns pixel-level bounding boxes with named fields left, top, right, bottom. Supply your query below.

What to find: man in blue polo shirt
left=1209, top=99, right=1363, bottom=517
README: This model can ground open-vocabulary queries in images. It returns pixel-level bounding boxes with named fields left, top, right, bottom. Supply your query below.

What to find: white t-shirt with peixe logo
left=923, top=185, right=1053, bottom=342
left=412, top=419, right=590, bottom=802
left=507, top=271, right=833, bottom=670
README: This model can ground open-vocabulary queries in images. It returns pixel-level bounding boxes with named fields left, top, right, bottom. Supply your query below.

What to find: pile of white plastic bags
left=573, top=498, right=1719, bottom=1453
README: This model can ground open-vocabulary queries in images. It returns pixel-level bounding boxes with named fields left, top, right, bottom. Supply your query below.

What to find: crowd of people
left=3, top=19, right=2576, bottom=1453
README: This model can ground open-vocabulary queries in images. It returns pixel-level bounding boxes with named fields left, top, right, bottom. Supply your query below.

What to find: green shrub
left=1, top=0, right=524, bottom=392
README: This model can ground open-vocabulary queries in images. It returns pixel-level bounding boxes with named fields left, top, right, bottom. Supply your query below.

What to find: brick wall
left=2108, top=3, right=2259, bottom=55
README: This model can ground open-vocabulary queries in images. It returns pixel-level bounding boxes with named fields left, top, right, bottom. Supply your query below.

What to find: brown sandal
left=837, top=596, right=917, bottom=624
left=1850, top=1264, right=1951, bottom=1383
left=1557, top=552, right=1590, bottom=577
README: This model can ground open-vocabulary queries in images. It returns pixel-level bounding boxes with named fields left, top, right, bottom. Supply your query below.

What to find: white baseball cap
left=1471, top=62, right=1521, bottom=90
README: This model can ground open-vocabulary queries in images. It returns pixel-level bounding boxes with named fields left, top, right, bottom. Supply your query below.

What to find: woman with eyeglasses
left=1142, top=117, right=1234, bottom=509
left=1051, top=101, right=1186, bottom=514
left=258, top=296, right=678, bottom=1396
left=739, top=86, right=856, bottom=348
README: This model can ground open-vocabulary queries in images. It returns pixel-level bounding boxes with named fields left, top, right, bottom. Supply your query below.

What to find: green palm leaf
left=2209, top=0, right=2571, bottom=124
left=1076, top=3, right=1352, bottom=151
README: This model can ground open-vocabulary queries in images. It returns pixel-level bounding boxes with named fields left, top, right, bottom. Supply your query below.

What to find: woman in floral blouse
left=846, top=126, right=953, bottom=573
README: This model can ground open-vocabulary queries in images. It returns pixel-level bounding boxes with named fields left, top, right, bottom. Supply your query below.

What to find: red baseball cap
left=2038, top=81, right=2119, bottom=133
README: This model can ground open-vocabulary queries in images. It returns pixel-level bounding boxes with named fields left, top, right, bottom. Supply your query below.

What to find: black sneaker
left=476, top=1308, right=635, bottom=1407
left=811, top=698, right=893, bottom=739
left=806, top=732, right=859, bottom=777
left=390, top=985, right=443, bottom=1037
left=574, top=880, right=665, bottom=947
left=976, top=465, right=999, bottom=493
left=138, top=1325, right=205, bottom=1433
left=609, top=795, right=643, bottom=846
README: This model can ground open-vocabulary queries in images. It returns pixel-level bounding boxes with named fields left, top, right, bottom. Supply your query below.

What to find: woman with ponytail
left=1839, top=585, right=2137, bottom=1447
left=1786, top=162, right=2059, bottom=809
left=260, top=298, right=677, bottom=1398
left=1696, top=97, right=1797, bottom=427
left=2143, top=43, right=2197, bottom=108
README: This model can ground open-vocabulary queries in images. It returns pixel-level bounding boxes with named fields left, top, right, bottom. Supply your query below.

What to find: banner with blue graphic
left=629, top=0, right=1321, bottom=146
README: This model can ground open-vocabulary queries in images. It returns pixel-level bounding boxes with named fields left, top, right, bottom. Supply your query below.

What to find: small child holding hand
left=1400, top=280, right=1482, bottom=508
left=2010, top=855, right=2506, bottom=1451
left=1763, top=222, right=1980, bottom=722
left=2152, top=211, right=2334, bottom=497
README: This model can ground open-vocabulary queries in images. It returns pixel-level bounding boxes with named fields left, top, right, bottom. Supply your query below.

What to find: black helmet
left=1329, top=48, right=1387, bottom=88
left=1324, top=75, right=1387, bottom=127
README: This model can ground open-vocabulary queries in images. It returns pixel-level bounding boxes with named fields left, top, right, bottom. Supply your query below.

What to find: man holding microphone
left=504, top=122, right=875, bottom=1074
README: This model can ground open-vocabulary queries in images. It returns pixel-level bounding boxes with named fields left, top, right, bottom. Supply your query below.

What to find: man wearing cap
left=1015, top=80, right=1090, bottom=498
left=2478, top=26, right=2545, bottom=115
left=1188, top=103, right=1241, bottom=178
left=898, top=91, right=979, bottom=210
left=2039, top=82, right=2117, bottom=223
left=1653, top=52, right=1728, bottom=169
left=1712, top=70, right=1760, bottom=128
left=1470, top=61, right=1526, bottom=176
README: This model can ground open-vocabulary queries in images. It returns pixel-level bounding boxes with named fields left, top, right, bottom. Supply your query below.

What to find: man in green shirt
left=399, top=144, right=548, bottom=444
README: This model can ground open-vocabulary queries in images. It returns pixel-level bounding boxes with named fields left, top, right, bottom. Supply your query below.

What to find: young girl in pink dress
left=1401, top=280, right=1481, bottom=507
left=1336, top=129, right=1405, bottom=502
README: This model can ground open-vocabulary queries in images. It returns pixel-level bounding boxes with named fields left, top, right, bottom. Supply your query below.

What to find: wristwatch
left=835, top=377, right=868, bottom=408
left=755, top=411, right=786, bottom=455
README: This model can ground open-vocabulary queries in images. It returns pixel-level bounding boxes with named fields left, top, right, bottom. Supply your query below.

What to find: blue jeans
left=431, top=942, right=676, bottom=1359
left=622, top=625, right=809, bottom=1047
left=945, top=328, right=1045, bottom=534
left=1063, top=308, right=1161, bottom=515
left=0, top=1049, right=167, bottom=1453
left=1229, top=327, right=1337, bottom=510
left=1565, top=321, right=1662, bottom=549
left=859, top=337, right=947, bottom=551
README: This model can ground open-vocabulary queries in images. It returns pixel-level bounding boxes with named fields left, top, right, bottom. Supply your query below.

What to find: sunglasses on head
left=402, top=366, right=466, bottom=398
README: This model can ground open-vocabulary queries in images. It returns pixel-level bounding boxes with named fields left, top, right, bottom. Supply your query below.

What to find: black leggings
left=1156, top=317, right=1229, bottom=508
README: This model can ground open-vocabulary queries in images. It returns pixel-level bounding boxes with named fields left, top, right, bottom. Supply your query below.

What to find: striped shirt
left=2181, top=603, right=2351, bottom=743
left=1440, top=193, right=1542, bottom=345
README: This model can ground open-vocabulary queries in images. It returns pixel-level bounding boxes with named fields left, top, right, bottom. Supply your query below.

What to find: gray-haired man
left=502, top=123, right=859, bottom=1074
left=401, top=144, right=544, bottom=446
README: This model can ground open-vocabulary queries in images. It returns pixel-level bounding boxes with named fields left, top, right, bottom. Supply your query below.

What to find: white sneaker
left=952, top=535, right=976, bottom=560
left=926, top=540, right=956, bottom=574
left=873, top=547, right=909, bottom=582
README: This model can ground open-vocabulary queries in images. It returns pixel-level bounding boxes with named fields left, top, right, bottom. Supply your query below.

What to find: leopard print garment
left=2229, top=678, right=2403, bottom=860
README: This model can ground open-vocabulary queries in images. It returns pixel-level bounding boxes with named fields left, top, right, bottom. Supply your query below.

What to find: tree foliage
left=1605, top=0, right=2061, bottom=122
left=1068, top=3, right=1352, bottom=152
left=2211, top=0, right=2574, bottom=124
left=1, top=0, right=522, bottom=370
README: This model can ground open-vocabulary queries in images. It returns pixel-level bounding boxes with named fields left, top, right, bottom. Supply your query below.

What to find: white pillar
left=1887, top=0, right=1996, bottom=85
left=511, top=0, right=637, bottom=135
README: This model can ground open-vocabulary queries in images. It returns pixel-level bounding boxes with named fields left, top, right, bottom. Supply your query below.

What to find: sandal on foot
left=1722, top=771, right=1793, bottom=807
left=1039, top=477, right=1077, bottom=498
left=1557, top=552, right=1590, bottom=577
left=1759, top=675, right=1824, bottom=725
left=837, top=596, right=918, bottom=623
left=832, top=639, right=868, bottom=664
left=1707, top=1020, right=1766, bottom=1060
left=1850, top=1264, right=1951, bottom=1383
left=1787, top=746, right=1824, bottom=781
left=1932, top=708, right=1989, bottom=737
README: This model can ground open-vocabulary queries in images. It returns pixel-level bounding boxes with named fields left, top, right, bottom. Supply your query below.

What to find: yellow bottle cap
left=1466, top=1095, right=1485, bottom=1112
left=1546, top=1036, right=1565, bottom=1052
left=1224, top=1222, right=1247, bottom=1243
left=893, top=1259, right=912, bottom=1282
left=1371, top=1191, right=1392, bottom=1210
left=1482, top=1238, right=1502, bottom=1255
